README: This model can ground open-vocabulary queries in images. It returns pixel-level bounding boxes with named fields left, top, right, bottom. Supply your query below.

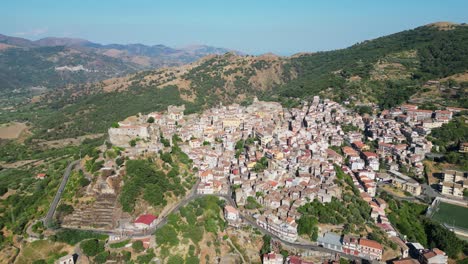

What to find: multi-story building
left=359, top=238, right=383, bottom=261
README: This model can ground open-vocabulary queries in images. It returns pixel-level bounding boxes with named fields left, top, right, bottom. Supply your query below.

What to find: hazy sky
left=1, top=0, right=467, bottom=55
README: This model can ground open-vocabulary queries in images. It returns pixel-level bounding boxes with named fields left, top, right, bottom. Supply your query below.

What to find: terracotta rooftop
left=359, top=238, right=383, bottom=250
left=135, top=214, right=157, bottom=225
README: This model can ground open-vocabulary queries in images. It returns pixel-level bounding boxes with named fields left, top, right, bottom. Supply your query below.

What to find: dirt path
left=227, top=238, right=247, bottom=263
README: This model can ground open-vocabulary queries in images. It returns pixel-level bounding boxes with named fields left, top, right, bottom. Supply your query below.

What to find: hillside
left=0, top=34, right=236, bottom=92
left=56, top=22, right=468, bottom=107
left=278, top=22, right=468, bottom=107
left=2, top=22, right=468, bottom=141
left=0, top=45, right=143, bottom=91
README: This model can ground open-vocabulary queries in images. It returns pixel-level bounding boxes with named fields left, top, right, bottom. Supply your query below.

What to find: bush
left=94, top=251, right=109, bottom=264
left=136, top=249, right=155, bottom=264
left=109, top=239, right=130, bottom=249
left=132, top=240, right=145, bottom=253
left=0, top=187, right=8, bottom=196
left=167, top=255, right=184, bottom=264
left=57, top=204, right=74, bottom=215
left=54, top=229, right=108, bottom=245
left=80, top=239, right=104, bottom=256
left=155, top=225, right=179, bottom=246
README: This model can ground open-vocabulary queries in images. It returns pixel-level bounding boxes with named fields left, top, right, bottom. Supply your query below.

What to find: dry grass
left=427, top=22, right=459, bottom=31
left=15, top=240, right=73, bottom=264
left=0, top=122, right=27, bottom=139
left=36, top=133, right=104, bottom=149
left=441, top=71, right=468, bottom=82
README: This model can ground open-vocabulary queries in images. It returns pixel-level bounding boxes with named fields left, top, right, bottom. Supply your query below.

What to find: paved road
left=377, top=183, right=432, bottom=204
left=62, top=178, right=202, bottom=238
left=50, top=169, right=364, bottom=259
left=43, top=160, right=80, bottom=227
left=238, top=211, right=365, bottom=261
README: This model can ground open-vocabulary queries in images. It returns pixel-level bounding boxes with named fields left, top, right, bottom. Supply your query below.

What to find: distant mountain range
left=0, top=33, right=237, bottom=91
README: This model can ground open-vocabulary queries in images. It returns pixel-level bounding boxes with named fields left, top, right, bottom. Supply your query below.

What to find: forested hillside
left=276, top=23, right=468, bottom=107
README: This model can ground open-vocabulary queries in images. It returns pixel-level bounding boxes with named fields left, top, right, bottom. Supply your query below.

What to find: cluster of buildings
left=107, top=96, right=462, bottom=262
left=316, top=232, right=383, bottom=261
left=438, top=170, right=467, bottom=198
left=263, top=252, right=342, bottom=264
left=109, top=96, right=367, bottom=243
left=392, top=243, right=448, bottom=264
left=341, top=102, right=463, bottom=200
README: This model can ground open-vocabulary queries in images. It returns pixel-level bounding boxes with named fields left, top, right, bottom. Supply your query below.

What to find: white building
left=263, top=252, right=284, bottom=264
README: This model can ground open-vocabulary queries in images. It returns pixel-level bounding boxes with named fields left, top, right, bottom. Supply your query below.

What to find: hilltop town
left=75, top=95, right=465, bottom=263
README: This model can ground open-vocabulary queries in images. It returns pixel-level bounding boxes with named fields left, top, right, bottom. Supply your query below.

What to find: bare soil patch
left=0, top=122, right=27, bottom=139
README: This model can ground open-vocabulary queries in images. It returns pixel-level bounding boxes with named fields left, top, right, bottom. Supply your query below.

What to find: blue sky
left=1, top=0, right=467, bottom=55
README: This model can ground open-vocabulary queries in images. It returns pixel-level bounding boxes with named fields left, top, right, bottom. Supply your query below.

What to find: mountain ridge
left=0, top=33, right=240, bottom=91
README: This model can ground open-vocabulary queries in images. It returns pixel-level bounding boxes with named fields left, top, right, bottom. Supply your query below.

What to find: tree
left=147, top=117, right=155, bottom=123
left=129, top=139, right=136, bottom=147
left=160, top=152, right=172, bottom=164
left=155, top=225, right=179, bottom=246
left=143, top=184, right=166, bottom=206
left=132, top=240, right=145, bottom=253
left=116, top=157, right=124, bottom=166
left=94, top=251, right=109, bottom=264
left=423, top=218, right=465, bottom=258
left=297, top=216, right=319, bottom=241
left=80, top=239, right=103, bottom=256
left=186, top=256, right=200, bottom=264
left=260, top=235, right=271, bottom=255
left=167, top=255, right=184, bottom=264
left=57, top=204, right=74, bottom=216
left=0, top=187, right=8, bottom=196
left=355, top=105, right=373, bottom=115
left=79, top=177, right=91, bottom=187
left=245, top=196, right=262, bottom=209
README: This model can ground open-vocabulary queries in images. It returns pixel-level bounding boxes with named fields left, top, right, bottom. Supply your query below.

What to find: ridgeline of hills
left=0, top=34, right=235, bottom=91
left=2, top=22, right=468, bottom=141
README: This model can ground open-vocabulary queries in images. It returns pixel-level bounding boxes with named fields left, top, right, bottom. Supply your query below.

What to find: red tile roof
left=135, top=214, right=157, bottom=225
left=36, top=173, right=47, bottom=179
left=359, top=238, right=383, bottom=250
left=363, top=152, right=378, bottom=159
left=225, top=205, right=238, bottom=214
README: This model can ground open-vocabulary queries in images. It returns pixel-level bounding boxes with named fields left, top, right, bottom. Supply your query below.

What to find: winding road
left=46, top=161, right=365, bottom=260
